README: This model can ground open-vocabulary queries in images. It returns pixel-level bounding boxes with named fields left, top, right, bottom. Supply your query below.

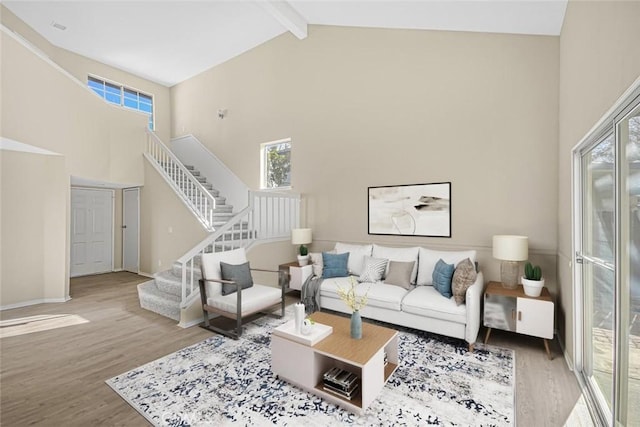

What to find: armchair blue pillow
left=322, top=252, right=349, bottom=278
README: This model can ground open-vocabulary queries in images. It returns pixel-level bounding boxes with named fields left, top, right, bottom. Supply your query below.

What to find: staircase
left=137, top=130, right=300, bottom=326
left=137, top=164, right=226, bottom=322
left=138, top=258, right=201, bottom=321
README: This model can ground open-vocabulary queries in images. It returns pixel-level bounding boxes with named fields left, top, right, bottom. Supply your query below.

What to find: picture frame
left=368, top=182, right=451, bottom=237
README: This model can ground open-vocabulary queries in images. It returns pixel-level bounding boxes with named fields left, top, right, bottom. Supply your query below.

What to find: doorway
left=70, top=188, right=114, bottom=277
left=122, top=187, right=139, bottom=273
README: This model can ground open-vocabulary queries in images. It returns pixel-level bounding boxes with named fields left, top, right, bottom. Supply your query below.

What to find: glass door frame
left=572, top=79, right=640, bottom=426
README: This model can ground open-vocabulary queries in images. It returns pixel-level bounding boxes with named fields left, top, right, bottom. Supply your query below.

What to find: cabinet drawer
left=484, top=293, right=517, bottom=332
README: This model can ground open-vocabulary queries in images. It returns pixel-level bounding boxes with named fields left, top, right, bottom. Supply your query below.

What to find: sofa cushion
left=384, top=260, right=414, bottom=290
left=322, top=252, right=349, bottom=278
left=417, top=247, right=477, bottom=286
left=319, top=276, right=355, bottom=298
left=452, top=258, right=477, bottom=305
left=372, top=244, right=420, bottom=284
left=220, top=261, right=253, bottom=296
left=402, top=286, right=466, bottom=324
left=319, top=277, right=406, bottom=311
left=358, top=256, right=388, bottom=283
left=207, top=284, right=281, bottom=316
left=432, top=259, right=455, bottom=298
left=334, top=242, right=373, bottom=276
left=364, top=282, right=408, bottom=311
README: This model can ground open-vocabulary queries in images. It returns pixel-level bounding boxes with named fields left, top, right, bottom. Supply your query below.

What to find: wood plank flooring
left=0, top=273, right=583, bottom=426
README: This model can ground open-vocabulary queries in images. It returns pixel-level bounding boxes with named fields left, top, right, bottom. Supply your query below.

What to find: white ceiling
left=3, top=1, right=568, bottom=87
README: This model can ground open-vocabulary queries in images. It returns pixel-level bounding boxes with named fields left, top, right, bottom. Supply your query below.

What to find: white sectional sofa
left=314, top=243, right=484, bottom=351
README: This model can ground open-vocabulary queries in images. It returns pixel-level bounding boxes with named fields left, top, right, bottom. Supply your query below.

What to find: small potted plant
left=521, top=261, right=544, bottom=297
left=297, top=244, right=309, bottom=266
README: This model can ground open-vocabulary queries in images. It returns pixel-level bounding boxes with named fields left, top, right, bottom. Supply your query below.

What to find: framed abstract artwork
left=368, top=182, right=451, bottom=237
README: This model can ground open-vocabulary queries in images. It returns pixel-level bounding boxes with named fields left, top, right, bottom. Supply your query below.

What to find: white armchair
left=199, top=248, right=285, bottom=339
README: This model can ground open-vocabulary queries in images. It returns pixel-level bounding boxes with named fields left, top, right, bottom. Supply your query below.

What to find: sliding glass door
left=575, top=87, right=640, bottom=426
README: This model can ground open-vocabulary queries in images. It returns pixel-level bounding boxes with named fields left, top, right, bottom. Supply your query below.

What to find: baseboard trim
left=137, top=271, right=154, bottom=279
left=0, top=296, right=71, bottom=311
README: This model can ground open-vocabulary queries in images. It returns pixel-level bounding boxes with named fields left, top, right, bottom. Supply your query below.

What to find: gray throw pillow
left=384, top=260, right=415, bottom=290
left=452, top=258, right=477, bottom=305
left=220, top=261, right=254, bottom=296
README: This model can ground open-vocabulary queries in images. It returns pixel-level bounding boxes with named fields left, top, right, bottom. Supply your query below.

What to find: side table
left=483, top=281, right=554, bottom=359
left=279, top=262, right=313, bottom=291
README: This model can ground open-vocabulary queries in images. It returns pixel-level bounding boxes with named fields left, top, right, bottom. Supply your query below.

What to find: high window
left=87, top=76, right=154, bottom=130
left=260, top=139, right=291, bottom=189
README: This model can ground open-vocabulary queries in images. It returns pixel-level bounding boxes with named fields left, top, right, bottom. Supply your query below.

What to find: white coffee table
left=271, top=311, right=399, bottom=414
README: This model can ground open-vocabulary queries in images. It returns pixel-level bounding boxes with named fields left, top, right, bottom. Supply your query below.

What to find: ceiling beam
left=259, top=1, right=307, bottom=40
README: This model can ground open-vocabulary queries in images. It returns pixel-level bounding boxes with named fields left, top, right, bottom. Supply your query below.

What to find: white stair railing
left=177, top=190, right=301, bottom=308
left=144, top=129, right=217, bottom=231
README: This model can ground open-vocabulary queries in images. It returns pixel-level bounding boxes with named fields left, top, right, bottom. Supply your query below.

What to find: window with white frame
left=87, top=75, right=154, bottom=130
left=260, top=139, right=291, bottom=189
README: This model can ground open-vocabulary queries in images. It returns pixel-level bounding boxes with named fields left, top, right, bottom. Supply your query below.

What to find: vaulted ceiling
left=3, top=1, right=568, bottom=87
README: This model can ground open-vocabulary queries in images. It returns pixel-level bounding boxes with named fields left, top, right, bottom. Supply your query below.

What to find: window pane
left=263, top=141, right=291, bottom=189
left=582, top=134, right=616, bottom=412
left=87, top=79, right=104, bottom=95
left=123, top=98, right=138, bottom=109
left=583, top=134, right=615, bottom=262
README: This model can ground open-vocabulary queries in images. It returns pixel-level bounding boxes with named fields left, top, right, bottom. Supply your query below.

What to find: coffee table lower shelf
left=311, top=362, right=398, bottom=410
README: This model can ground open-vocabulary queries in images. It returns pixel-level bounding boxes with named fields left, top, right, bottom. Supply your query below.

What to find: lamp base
left=297, top=255, right=310, bottom=266
left=500, top=260, right=519, bottom=289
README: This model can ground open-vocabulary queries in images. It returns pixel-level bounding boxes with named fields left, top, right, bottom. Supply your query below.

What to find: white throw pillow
left=309, top=252, right=325, bottom=277
left=358, top=256, right=388, bottom=283
left=334, top=242, right=373, bottom=276
left=371, top=244, right=420, bottom=284
left=417, top=247, right=477, bottom=286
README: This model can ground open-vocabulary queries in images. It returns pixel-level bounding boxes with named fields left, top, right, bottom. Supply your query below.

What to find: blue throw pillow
left=322, top=252, right=349, bottom=278
left=432, top=258, right=455, bottom=298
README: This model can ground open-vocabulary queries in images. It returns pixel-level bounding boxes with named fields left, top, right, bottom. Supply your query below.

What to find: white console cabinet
left=483, top=281, right=554, bottom=359
left=279, top=262, right=313, bottom=291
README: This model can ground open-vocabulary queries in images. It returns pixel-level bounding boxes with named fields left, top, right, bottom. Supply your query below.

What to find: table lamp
left=492, top=235, right=528, bottom=289
left=291, top=228, right=312, bottom=266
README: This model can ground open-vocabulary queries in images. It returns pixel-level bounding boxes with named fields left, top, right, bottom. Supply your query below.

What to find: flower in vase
left=336, top=276, right=369, bottom=312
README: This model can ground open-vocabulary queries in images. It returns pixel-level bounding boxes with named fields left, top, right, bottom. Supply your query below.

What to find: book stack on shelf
left=322, top=367, right=360, bottom=400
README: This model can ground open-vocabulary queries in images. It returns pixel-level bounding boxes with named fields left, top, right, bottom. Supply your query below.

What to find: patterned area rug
left=107, top=311, right=514, bottom=426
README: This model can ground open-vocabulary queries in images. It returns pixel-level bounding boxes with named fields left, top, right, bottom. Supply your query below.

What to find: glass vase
left=350, top=310, right=362, bottom=339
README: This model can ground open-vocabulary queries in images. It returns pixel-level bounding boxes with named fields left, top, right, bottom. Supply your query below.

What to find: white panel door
left=122, top=188, right=139, bottom=273
left=71, top=188, right=113, bottom=277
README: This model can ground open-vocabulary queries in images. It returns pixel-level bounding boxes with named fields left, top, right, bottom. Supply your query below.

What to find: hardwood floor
left=0, top=273, right=583, bottom=426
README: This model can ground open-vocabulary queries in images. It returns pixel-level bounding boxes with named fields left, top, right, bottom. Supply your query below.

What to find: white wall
left=171, top=24, right=560, bottom=286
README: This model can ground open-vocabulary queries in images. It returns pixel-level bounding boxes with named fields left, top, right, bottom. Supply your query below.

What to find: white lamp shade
left=291, top=228, right=312, bottom=245
left=492, top=235, right=528, bottom=261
